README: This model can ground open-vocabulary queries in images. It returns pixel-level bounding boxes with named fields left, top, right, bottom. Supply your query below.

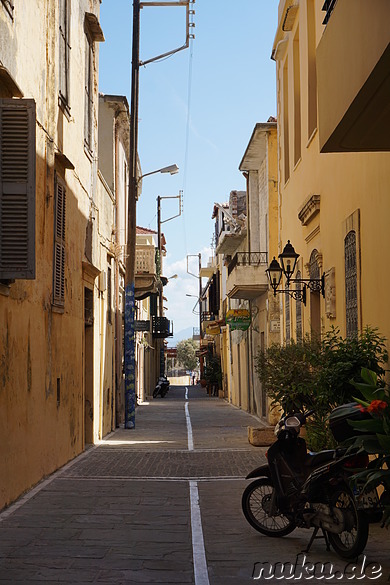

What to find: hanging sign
left=205, top=321, right=222, bottom=336
left=226, top=309, right=251, bottom=331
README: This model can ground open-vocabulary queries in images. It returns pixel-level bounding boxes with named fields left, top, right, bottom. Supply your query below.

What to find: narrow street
left=0, top=387, right=389, bottom=585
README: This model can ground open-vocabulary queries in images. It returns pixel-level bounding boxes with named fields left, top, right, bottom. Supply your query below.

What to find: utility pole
left=124, top=0, right=140, bottom=429
left=125, top=0, right=194, bottom=429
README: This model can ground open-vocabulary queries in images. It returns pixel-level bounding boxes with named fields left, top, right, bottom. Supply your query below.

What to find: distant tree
left=176, top=338, right=199, bottom=372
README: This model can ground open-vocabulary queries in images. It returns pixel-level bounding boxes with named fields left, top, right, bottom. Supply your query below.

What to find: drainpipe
left=114, top=112, right=121, bottom=427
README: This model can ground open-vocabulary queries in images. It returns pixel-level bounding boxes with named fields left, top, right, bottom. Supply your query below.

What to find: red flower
left=367, top=400, right=388, bottom=414
left=356, top=404, right=367, bottom=413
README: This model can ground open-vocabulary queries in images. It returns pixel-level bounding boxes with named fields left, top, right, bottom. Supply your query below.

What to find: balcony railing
left=152, top=316, right=173, bottom=338
left=201, top=311, right=216, bottom=323
left=227, top=252, right=268, bottom=276
left=136, top=245, right=156, bottom=275
left=322, top=0, right=337, bottom=24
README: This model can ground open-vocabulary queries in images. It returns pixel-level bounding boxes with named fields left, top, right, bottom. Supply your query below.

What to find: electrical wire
left=181, top=35, right=194, bottom=257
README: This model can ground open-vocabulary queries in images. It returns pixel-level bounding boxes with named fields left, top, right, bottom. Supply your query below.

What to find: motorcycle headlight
left=284, top=416, right=301, bottom=433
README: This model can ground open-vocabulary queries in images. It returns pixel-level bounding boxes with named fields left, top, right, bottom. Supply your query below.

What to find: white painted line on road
left=185, top=401, right=194, bottom=451
left=190, top=480, right=210, bottom=585
left=57, top=475, right=246, bottom=482
left=185, top=386, right=189, bottom=400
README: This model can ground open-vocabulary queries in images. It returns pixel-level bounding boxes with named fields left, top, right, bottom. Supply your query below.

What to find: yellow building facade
left=273, top=0, right=390, bottom=347
left=0, top=0, right=121, bottom=510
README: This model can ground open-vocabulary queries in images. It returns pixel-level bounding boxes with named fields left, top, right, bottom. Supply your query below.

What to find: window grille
left=296, top=270, right=302, bottom=340
left=53, top=175, right=66, bottom=306
left=309, top=250, right=320, bottom=280
left=345, top=230, right=358, bottom=338
left=285, top=289, right=291, bottom=343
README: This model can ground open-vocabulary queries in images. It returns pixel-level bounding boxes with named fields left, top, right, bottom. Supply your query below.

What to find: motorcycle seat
left=304, top=450, right=335, bottom=467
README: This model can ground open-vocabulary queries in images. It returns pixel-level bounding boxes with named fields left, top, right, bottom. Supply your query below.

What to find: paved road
left=0, top=385, right=389, bottom=584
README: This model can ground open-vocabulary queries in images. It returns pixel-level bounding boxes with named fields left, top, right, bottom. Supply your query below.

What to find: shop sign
left=205, top=322, right=221, bottom=335
left=226, top=309, right=251, bottom=331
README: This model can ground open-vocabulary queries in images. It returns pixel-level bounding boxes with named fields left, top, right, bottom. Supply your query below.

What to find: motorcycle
left=153, top=376, right=170, bottom=398
left=242, top=407, right=383, bottom=559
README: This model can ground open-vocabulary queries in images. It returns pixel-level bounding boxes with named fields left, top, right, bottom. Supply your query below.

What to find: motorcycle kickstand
left=303, top=526, right=331, bottom=554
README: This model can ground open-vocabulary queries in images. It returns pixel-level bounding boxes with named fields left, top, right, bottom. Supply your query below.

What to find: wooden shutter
left=53, top=176, right=66, bottom=305
left=0, top=98, right=36, bottom=280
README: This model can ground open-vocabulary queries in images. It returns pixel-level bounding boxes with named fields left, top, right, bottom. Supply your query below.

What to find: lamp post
left=265, top=240, right=325, bottom=306
left=124, top=0, right=194, bottom=429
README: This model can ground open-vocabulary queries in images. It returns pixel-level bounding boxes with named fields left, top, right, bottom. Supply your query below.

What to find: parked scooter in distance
left=153, top=376, right=170, bottom=398
left=242, top=405, right=384, bottom=559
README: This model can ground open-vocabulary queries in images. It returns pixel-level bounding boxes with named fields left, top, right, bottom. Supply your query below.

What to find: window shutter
left=53, top=177, right=66, bottom=305
left=0, top=98, right=36, bottom=280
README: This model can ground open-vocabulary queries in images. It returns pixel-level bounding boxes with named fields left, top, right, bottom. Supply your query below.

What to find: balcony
left=317, top=0, right=390, bottom=152
left=226, top=252, right=268, bottom=300
left=215, top=226, right=247, bottom=255
left=135, top=245, right=158, bottom=298
left=152, top=316, right=173, bottom=338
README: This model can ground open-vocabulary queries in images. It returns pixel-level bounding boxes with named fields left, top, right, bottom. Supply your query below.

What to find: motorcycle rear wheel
left=327, top=487, right=369, bottom=559
left=242, top=478, right=296, bottom=537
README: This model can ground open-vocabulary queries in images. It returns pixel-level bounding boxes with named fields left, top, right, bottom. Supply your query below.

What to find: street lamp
left=266, top=240, right=325, bottom=305
left=138, top=164, right=179, bottom=184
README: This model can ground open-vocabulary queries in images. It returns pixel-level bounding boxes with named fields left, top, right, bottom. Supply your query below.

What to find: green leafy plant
left=347, top=368, right=390, bottom=528
left=176, top=338, right=199, bottom=372
left=255, top=327, right=388, bottom=450
left=204, top=355, right=222, bottom=388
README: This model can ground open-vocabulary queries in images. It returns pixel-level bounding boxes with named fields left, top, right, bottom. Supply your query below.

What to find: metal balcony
left=227, top=252, right=268, bottom=275
left=226, top=251, right=269, bottom=300
left=152, top=316, right=173, bottom=338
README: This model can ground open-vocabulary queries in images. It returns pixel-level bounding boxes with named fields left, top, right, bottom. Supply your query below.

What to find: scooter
left=153, top=376, right=170, bottom=398
left=242, top=408, right=381, bottom=559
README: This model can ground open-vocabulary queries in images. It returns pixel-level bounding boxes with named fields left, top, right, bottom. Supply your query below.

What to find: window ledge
left=51, top=304, right=65, bottom=314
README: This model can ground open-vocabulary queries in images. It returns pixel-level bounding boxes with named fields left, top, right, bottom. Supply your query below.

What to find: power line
left=181, top=36, right=194, bottom=257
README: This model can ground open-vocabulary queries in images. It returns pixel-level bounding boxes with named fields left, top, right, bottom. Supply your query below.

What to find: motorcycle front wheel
left=242, top=478, right=296, bottom=537
left=327, top=486, right=369, bottom=559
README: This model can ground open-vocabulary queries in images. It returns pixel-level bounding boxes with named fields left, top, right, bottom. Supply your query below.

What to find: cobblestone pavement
left=0, top=386, right=389, bottom=584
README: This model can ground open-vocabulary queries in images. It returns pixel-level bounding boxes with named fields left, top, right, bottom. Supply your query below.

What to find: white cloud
left=162, top=248, right=213, bottom=335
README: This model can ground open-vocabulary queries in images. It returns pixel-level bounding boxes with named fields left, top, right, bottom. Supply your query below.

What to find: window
left=285, top=290, right=291, bottom=343
left=1, top=0, right=14, bottom=20
left=83, top=13, right=104, bottom=152
left=307, top=0, right=317, bottom=138
left=59, top=0, right=71, bottom=110
left=295, top=270, right=303, bottom=340
left=345, top=231, right=358, bottom=338
left=283, top=59, right=290, bottom=183
left=53, top=175, right=66, bottom=306
left=107, top=265, right=112, bottom=324
left=309, top=250, right=321, bottom=337
left=84, top=33, right=93, bottom=150
left=0, top=99, right=36, bottom=281
left=293, top=28, right=301, bottom=165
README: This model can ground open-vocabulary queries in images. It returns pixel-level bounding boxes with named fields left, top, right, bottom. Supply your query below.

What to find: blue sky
left=99, top=0, right=278, bottom=335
